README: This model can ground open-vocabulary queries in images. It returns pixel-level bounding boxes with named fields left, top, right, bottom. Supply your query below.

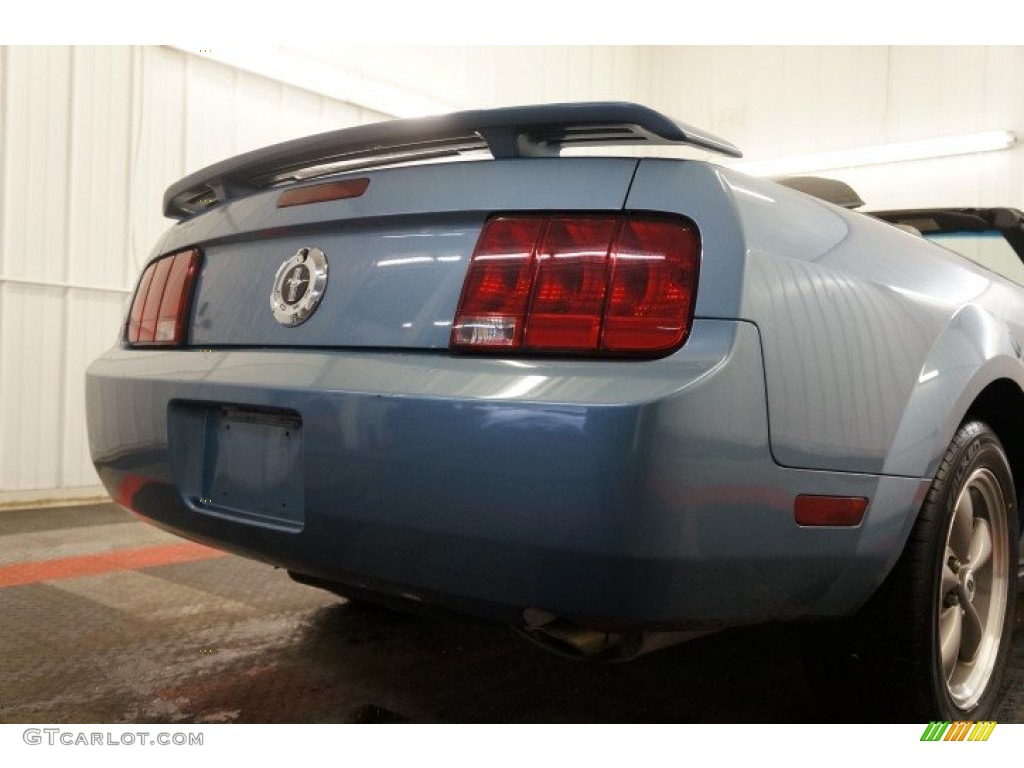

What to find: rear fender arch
left=883, top=304, right=1024, bottom=480
left=815, top=307, right=1024, bottom=612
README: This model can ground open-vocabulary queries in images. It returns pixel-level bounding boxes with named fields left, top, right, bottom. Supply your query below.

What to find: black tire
left=801, top=420, right=1018, bottom=721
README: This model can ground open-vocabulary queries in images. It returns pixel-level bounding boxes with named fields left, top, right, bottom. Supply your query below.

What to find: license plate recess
left=168, top=402, right=304, bottom=531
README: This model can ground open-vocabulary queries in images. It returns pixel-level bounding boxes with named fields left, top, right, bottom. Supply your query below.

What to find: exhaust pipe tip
left=518, top=609, right=715, bottom=661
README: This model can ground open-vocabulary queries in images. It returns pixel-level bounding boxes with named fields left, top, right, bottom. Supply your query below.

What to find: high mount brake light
left=127, top=249, right=201, bottom=347
left=451, top=215, right=700, bottom=356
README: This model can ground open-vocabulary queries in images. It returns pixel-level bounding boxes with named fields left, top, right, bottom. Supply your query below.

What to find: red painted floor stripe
left=0, top=542, right=227, bottom=588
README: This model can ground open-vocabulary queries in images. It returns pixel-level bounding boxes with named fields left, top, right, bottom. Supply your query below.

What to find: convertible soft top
left=872, top=207, right=1024, bottom=258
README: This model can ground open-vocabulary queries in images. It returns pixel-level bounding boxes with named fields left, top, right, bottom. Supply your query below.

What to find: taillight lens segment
left=451, top=218, right=543, bottom=348
left=452, top=215, right=700, bottom=356
left=127, top=249, right=201, bottom=346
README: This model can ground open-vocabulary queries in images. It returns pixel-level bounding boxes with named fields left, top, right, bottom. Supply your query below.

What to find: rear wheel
left=940, top=463, right=1012, bottom=710
left=801, top=420, right=1018, bottom=720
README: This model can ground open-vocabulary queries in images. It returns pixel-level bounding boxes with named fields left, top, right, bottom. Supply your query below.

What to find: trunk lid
left=176, top=158, right=640, bottom=349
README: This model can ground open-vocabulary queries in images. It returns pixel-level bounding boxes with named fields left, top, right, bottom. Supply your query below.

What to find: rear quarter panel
left=713, top=168, right=1024, bottom=478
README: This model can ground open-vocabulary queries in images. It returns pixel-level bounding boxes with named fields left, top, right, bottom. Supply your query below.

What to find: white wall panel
left=67, top=46, right=132, bottom=289
left=130, top=46, right=185, bottom=273
left=291, top=45, right=652, bottom=111
left=0, top=284, right=66, bottom=491
left=184, top=56, right=238, bottom=176
left=235, top=71, right=284, bottom=154
left=648, top=46, right=1024, bottom=210
left=1, top=47, right=71, bottom=283
left=319, top=99, right=366, bottom=134
left=539, top=47, right=571, bottom=103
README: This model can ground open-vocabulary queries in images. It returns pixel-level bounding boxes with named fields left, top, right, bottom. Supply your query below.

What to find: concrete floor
left=3, top=502, right=1024, bottom=723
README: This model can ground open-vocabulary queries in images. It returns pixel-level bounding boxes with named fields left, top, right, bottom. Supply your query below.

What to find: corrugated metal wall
left=289, top=45, right=653, bottom=109
left=0, top=46, right=395, bottom=502
left=1, top=45, right=1022, bottom=504
left=647, top=46, right=1024, bottom=209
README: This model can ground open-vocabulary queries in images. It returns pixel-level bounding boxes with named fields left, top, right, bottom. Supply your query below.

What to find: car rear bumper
left=85, top=319, right=928, bottom=628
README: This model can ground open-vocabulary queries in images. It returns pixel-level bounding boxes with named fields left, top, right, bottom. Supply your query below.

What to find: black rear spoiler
left=163, top=101, right=743, bottom=220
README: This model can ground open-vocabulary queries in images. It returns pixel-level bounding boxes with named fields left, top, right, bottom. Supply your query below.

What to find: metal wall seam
left=0, top=276, right=132, bottom=294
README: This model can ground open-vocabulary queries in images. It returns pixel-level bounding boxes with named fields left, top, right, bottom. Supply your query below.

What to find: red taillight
left=604, top=219, right=700, bottom=352
left=451, top=215, right=700, bottom=356
left=126, top=248, right=201, bottom=347
left=525, top=217, right=617, bottom=351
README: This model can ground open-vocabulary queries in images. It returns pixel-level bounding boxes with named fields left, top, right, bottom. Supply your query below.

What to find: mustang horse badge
left=271, top=247, right=328, bottom=327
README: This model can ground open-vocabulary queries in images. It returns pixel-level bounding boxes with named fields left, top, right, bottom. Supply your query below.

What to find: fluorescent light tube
left=730, top=130, right=1016, bottom=176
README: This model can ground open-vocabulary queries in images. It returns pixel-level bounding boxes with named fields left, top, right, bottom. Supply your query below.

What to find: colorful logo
left=921, top=721, right=996, bottom=741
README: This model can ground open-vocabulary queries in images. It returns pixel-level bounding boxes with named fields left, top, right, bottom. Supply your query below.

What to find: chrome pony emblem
left=271, top=247, right=328, bottom=326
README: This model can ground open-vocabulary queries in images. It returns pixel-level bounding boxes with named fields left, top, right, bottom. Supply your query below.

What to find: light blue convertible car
left=86, top=102, right=1024, bottom=720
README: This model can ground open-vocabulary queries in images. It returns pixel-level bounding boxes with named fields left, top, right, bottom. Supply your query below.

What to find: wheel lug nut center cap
left=963, top=569, right=976, bottom=600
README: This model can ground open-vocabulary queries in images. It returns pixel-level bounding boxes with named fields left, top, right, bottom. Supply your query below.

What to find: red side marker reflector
left=277, top=177, right=370, bottom=208
left=795, top=495, right=868, bottom=527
